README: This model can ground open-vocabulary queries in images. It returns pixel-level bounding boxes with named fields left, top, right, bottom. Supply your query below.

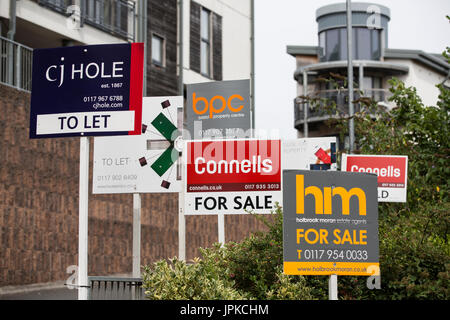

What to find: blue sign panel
left=29, top=43, right=144, bottom=138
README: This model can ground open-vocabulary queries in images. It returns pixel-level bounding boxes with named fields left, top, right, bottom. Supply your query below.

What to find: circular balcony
left=294, top=88, right=392, bottom=128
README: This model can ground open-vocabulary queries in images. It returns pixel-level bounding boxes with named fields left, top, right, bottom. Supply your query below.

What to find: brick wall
left=0, top=83, right=268, bottom=287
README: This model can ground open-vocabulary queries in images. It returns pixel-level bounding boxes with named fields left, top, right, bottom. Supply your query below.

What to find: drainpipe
left=178, top=0, right=183, bottom=95
left=142, top=0, right=147, bottom=96
left=7, top=0, right=16, bottom=40
left=7, top=0, right=17, bottom=85
left=303, top=71, right=308, bottom=137
left=250, top=0, right=255, bottom=133
left=359, top=63, right=364, bottom=97
left=137, top=0, right=147, bottom=96
left=346, top=0, right=355, bottom=153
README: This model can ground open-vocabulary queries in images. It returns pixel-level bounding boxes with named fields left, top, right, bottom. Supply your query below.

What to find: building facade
left=287, top=2, right=449, bottom=146
left=0, top=0, right=252, bottom=93
left=0, top=0, right=257, bottom=289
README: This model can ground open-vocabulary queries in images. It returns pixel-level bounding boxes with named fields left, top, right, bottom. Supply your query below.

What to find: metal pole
left=250, top=0, right=255, bottom=132
left=137, top=0, right=141, bottom=44
left=347, top=0, right=355, bottom=152
left=131, top=192, right=141, bottom=301
left=359, top=64, right=364, bottom=96
left=178, top=0, right=184, bottom=95
left=178, top=161, right=186, bottom=261
left=78, top=136, right=89, bottom=300
left=136, top=0, right=147, bottom=95
left=132, top=193, right=141, bottom=278
left=15, top=44, right=21, bottom=89
left=178, top=0, right=185, bottom=261
left=142, top=0, right=147, bottom=96
left=7, top=0, right=17, bottom=86
left=329, top=274, right=338, bottom=300
left=7, top=0, right=16, bottom=40
left=303, top=71, right=308, bottom=137
left=218, top=213, right=225, bottom=246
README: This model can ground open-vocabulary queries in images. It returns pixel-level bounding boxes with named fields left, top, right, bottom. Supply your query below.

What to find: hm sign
left=283, top=170, right=379, bottom=276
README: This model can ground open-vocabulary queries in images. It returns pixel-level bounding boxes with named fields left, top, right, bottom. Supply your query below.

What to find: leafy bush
left=142, top=205, right=316, bottom=300
left=142, top=256, right=247, bottom=300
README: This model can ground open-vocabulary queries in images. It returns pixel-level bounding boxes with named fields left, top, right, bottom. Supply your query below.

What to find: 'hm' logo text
left=296, top=175, right=367, bottom=215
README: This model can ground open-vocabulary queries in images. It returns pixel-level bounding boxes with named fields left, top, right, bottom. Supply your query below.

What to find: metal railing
left=294, top=88, right=392, bottom=124
left=36, top=0, right=72, bottom=14
left=36, top=0, right=136, bottom=41
left=87, top=276, right=144, bottom=300
left=0, top=36, right=33, bottom=92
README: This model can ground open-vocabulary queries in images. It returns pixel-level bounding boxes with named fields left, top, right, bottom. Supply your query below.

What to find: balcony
left=294, top=88, right=392, bottom=127
left=35, top=0, right=135, bottom=42
left=0, top=36, right=33, bottom=92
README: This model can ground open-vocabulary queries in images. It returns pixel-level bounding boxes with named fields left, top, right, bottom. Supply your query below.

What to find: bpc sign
left=283, top=170, right=379, bottom=276
left=30, top=43, right=144, bottom=138
left=185, top=80, right=251, bottom=139
left=341, top=154, right=408, bottom=202
left=185, top=139, right=281, bottom=214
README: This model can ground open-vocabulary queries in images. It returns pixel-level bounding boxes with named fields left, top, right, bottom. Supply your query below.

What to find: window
left=357, top=28, right=371, bottom=60
left=326, top=29, right=340, bottom=61
left=152, top=34, right=165, bottom=67
left=200, top=8, right=211, bottom=76
left=339, top=28, right=347, bottom=61
left=319, top=27, right=382, bottom=62
left=371, top=29, right=381, bottom=60
left=81, top=0, right=133, bottom=41
left=190, top=1, right=222, bottom=80
left=319, top=32, right=326, bottom=59
left=363, top=76, right=372, bottom=90
left=39, top=0, right=134, bottom=41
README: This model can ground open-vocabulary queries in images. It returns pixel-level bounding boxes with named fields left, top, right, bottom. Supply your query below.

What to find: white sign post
left=78, top=136, right=90, bottom=300
left=132, top=193, right=141, bottom=278
left=178, top=162, right=186, bottom=261
left=329, top=274, right=338, bottom=300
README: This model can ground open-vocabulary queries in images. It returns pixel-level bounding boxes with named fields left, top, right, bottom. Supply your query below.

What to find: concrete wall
left=0, top=0, right=128, bottom=49
left=182, top=0, right=251, bottom=84
left=384, top=58, right=446, bottom=107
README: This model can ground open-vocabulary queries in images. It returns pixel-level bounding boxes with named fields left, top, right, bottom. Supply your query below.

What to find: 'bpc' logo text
left=192, top=92, right=244, bottom=119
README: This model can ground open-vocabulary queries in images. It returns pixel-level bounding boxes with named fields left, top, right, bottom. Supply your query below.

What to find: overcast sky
left=254, top=0, right=450, bottom=139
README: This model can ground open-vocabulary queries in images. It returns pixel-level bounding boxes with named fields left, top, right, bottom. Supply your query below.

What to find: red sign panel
left=186, top=139, right=281, bottom=192
left=341, top=154, right=408, bottom=203
left=343, top=155, right=407, bottom=188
